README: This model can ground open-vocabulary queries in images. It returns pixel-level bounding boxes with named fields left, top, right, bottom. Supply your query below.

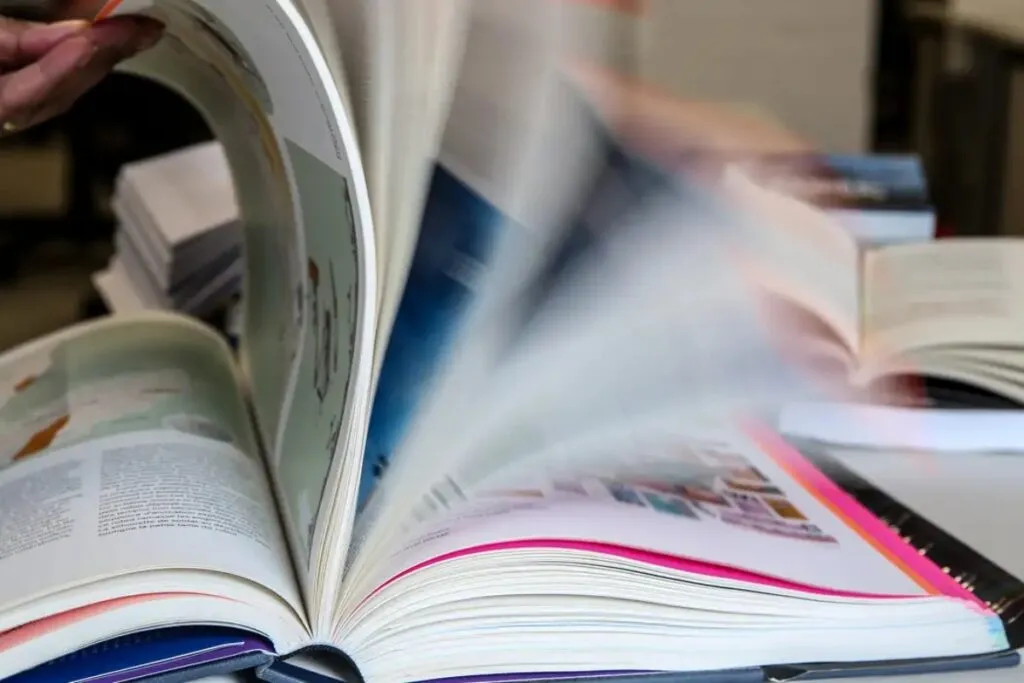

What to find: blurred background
left=0, top=0, right=1021, bottom=352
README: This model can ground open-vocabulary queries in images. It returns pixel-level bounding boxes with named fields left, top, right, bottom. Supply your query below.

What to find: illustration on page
left=0, top=325, right=254, bottom=472
left=275, top=141, right=359, bottom=563
left=485, top=443, right=838, bottom=544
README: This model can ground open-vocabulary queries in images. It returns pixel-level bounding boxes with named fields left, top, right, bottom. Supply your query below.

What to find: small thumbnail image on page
left=0, top=323, right=254, bottom=472
left=479, top=442, right=837, bottom=544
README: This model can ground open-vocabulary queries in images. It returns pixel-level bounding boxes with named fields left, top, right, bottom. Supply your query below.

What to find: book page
left=354, top=0, right=595, bottom=518
left=0, top=315, right=304, bottom=641
left=344, top=416, right=981, bottom=615
left=720, top=166, right=862, bottom=354
left=372, top=0, right=471, bottom=371
left=337, top=422, right=1007, bottom=682
left=342, top=195, right=853, bottom=604
left=111, top=0, right=377, bottom=619
left=291, top=0, right=353, bottom=117
left=323, top=0, right=468, bottom=364
left=860, top=239, right=1024, bottom=374
left=346, top=78, right=842, bottom=590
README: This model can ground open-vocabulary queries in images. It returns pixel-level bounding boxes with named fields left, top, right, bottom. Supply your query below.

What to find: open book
left=0, top=314, right=1016, bottom=683
left=725, top=166, right=1024, bottom=406
left=0, top=1, right=1020, bottom=683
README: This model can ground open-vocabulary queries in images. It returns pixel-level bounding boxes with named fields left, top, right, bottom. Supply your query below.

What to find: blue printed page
left=357, top=83, right=731, bottom=512
left=355, top=0, right=574, bottom=512
left=8, top=627, right=272, bottom=683
left=360, top=167, right=504, bottom=507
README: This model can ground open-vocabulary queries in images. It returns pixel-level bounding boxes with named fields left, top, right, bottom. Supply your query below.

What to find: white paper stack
left=92, top=141, right=242, bottom=317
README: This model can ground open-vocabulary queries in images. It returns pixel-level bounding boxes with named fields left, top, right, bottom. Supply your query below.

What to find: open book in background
left=92, top=141, right=242, bottom=319
left=725, top=157, right=1024, bottom=408
left=0, top=1, right=1022, bottom=683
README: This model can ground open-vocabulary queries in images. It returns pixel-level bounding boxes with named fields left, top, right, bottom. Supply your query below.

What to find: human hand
left=0, top=14, right=163, bottom=133
left=566, top=62, right=814, bottom=165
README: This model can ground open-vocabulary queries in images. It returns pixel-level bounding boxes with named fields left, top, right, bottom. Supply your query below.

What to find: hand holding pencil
left=0, top=12, right=161, bottom=134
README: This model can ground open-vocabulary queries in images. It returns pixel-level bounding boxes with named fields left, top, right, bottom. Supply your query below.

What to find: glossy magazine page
left=99, top=0, right=376, bottom=619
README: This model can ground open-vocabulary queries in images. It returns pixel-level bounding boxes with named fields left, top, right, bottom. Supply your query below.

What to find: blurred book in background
left=92, top=141, right=241, bottom=318
left=727, top=153, right=935, bottom=247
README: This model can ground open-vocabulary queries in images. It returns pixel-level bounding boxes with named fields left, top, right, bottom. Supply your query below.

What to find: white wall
left=637, top=0, right=878, bottom=153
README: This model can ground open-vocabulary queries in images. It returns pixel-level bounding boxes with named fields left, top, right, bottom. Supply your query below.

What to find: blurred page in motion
left=323, top=0, right=469, bottom=355
left=360, top=416, right=959, bottom=603
left=358, top=0, right=624, bottom=510
left=344, top=87, right=843, bottom=587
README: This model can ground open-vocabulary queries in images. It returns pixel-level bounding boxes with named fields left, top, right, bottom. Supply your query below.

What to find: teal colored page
left=0, top=318, right=257, bottom=473
left=273, top=139, right=360, bottom=566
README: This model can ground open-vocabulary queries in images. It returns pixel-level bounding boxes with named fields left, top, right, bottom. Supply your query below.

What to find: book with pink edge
left=5, top=418, right=1020, bottom=683
left=2, top=1, right=1020, bottom=681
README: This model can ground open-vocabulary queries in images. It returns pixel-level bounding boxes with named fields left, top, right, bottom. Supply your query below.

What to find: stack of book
left=726, top=153, right=936, bottom=248
left=92, top=141, right=242, bottom=317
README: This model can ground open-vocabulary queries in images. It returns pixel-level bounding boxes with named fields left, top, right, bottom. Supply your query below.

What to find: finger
left=0, top=34, right=94, bottom=126
left=0, top=17, right=163, bottom=130
left=566, top=62, right=812, bottom=157
left=0, top=17, right=88, bottom=67
left=88, top=15, right=164, bottom=57
left=13, top=43, right=121, bottom=128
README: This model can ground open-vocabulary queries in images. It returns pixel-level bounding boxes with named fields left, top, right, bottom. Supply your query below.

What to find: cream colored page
left=124, top=0, right=378, bottom=616
left=0, top=315, right=303, bottom=624
left=861, top=239, right=1024, bottom=370
left=722, top=167, right=862, bottom=354
left=293, top=0, right=354, bottom=116
left=373, top=0, right=471, bottom=380
left=866, top=349, right=1024, bottom=403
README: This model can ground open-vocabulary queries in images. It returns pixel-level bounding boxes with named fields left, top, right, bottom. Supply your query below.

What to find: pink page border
left=370, top=538, right=928, bottom=605
left=366, top=424, right=990, bottom=616
left=744, top=421, right=988, bottom=610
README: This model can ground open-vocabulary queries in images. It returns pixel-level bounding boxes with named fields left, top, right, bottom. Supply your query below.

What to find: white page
left=371, top=0, right=471, bottom=373
left=322, top=0, right=470, bottom=377
left=322, top=0, right=382, bottom=238
left=345, top=188, right=830, bottom=605
left=0, top=315, right=306, bottom=652
left=290, top=0, right=354, bottom=117
left=780, top=402, right=1024, bottom=453
left=359, top=416, right=946, bottom=602
left=112, top=0, right=377, bottom=628
left=345, top=0, right=613, bottom=563
left=116, top=141, right=236, bottom=252
left=722, top=166, right=863, bottom=354
left=92, top=261, right=155, bottom=314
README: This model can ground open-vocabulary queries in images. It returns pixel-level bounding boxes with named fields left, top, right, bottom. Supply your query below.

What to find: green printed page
left=274, top=139, right=360, bottom=567
left=0, top=317, right=257, bottom=475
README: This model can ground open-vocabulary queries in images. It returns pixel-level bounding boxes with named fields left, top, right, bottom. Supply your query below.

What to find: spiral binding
left=802, top=444, right=1024, bottom=648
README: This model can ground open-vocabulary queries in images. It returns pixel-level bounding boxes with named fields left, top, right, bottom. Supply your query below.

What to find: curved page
left=100, top=0, right=377, bottom=591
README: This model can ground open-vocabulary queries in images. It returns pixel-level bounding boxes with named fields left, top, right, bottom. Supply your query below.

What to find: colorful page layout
left=371, top=419, right=996, bottom=612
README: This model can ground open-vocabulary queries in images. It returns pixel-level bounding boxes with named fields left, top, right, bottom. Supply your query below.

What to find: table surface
left=827, top=449, right=1024, bottom=681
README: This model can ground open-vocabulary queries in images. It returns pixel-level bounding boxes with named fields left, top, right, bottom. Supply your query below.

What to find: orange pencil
left=94, top=0, right=123, bottom=21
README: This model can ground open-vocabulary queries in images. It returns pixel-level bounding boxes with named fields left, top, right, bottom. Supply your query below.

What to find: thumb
left=0, top=17, right=89, bottom=68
